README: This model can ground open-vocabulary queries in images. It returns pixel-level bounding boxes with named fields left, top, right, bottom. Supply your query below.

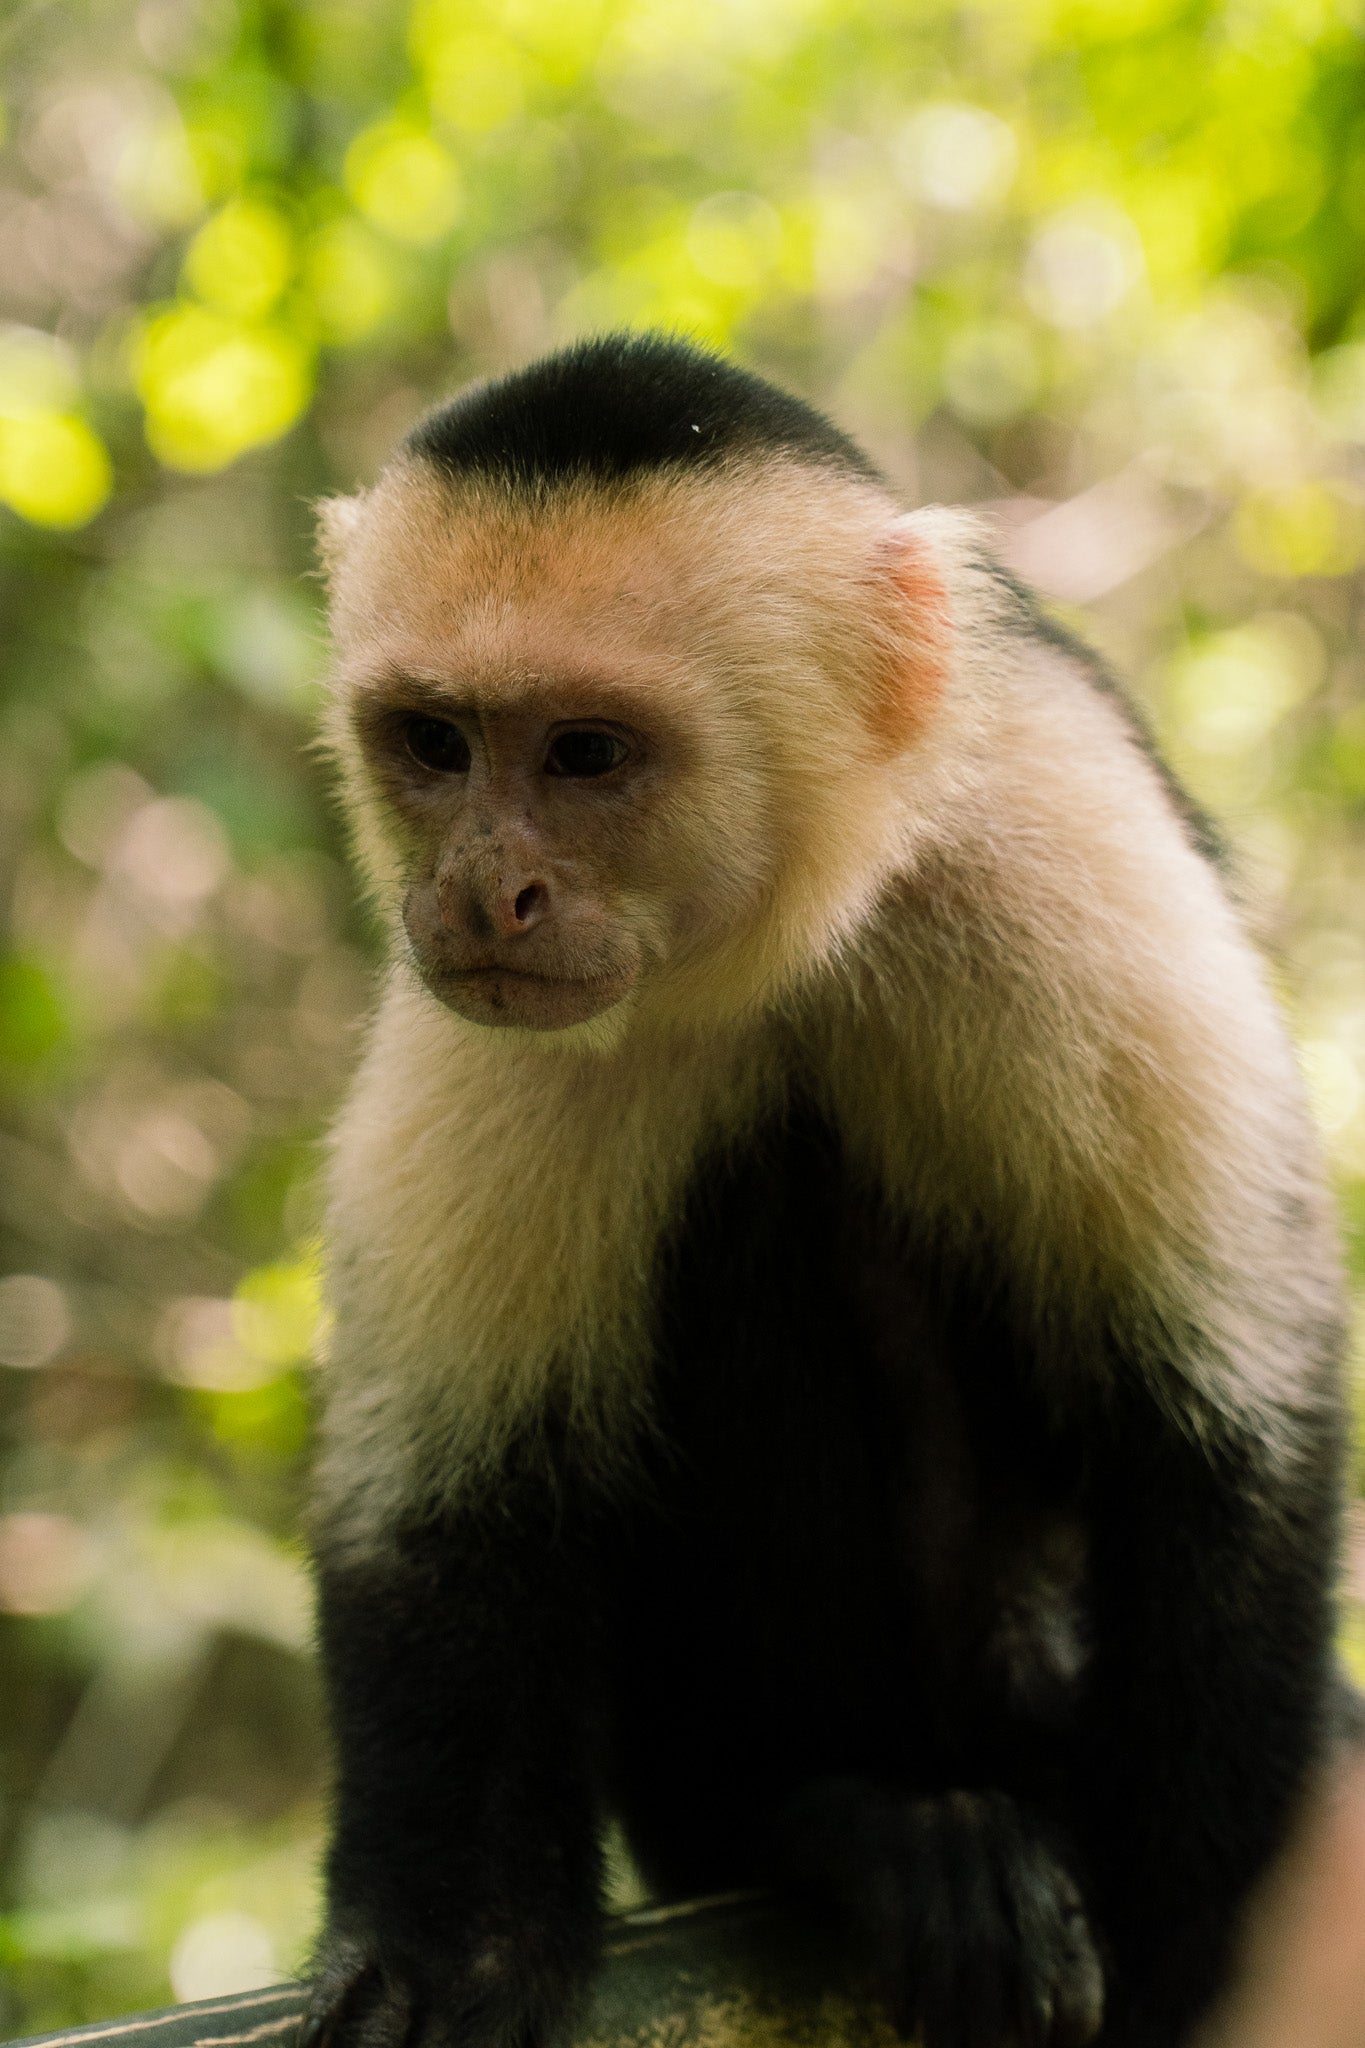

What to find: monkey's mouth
left=420, top=959, right=637, bottom=1031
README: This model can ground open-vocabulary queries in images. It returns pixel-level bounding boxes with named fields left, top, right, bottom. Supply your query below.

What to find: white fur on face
left=321, top=460, right=963, bottom=1035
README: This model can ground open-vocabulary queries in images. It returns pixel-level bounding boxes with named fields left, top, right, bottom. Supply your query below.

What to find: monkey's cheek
left=428, top=965, right=638, bottom=1032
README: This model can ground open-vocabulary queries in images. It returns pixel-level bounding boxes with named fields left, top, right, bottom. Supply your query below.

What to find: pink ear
left=865, top=526, right=952, bottom=753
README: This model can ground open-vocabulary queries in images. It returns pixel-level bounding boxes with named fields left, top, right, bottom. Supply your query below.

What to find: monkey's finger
left=300, top=1940, right=381, bottom=2048
left=1043, top=1914, right=1104, bottom=2048
left=346, top=1972, right=415, bottom=2048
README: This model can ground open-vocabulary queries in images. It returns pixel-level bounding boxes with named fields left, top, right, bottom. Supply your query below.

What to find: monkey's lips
left=420, top=958, right=637, bottom=1031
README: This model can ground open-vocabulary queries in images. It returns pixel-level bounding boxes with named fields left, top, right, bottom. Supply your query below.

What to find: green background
left=3, top=0, right=1365, bottom=2028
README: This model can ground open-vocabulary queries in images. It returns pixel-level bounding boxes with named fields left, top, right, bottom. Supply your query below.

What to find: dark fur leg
left=780, top=1779, right=1104, bottom=2048
left=305, top=1471, right=604, bottom=2048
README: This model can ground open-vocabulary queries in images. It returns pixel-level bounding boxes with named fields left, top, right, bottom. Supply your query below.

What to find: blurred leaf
left=0, top=958, right=67, bottom=1067
left=344, top=120, right=464, bottom=244
left=195, top=1373, right=311, bottom=1464
left=301, top=217, right=402, bottom=344
left=235, top=1250, right=325, bottom=1375
left=131, top=309, right=314, bottom=472
left=183, top=202, right=297, bottom=321
left=1236, top=482, right=1365, bottom=578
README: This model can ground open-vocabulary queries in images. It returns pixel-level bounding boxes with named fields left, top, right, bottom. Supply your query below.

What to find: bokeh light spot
left=0, top=1513, right=96, bottom=1616
left=233, top=1253, right=324, bottom=1374
left=942, top=320, right=1040, bottom=425
left=1330, top=704, right=1365, bottom=799
left=302, top=218, right=398, bottom=344
left=1025, top=206, right=1144, bottom=329
left=0, top=326, right=80, bottom=415
left=157, top=1253, right=320, bottom=1391
left=114, top=101, right=206, bottom=229
left=685, top=192, right=782, bottom=288
left=0, top=1276, right=72, bottom=1371
left=1235, top=483, right=1365, bottom=579
left=0, top=413, right=112, bottom=529
left=169, top=1912, right=279, bottom=2000
left=415, top=25, right=526, bottom=132
left=1314, top=341, right=1365, bottom=441
left=116, top=1112, right=220, bottom=1219
left=158, top=1298, right=261, bottom=1391
left=894, top=104, right=1017, bottom=211
left=183, top=199, right=295, bottom=320
left=0, top=958, right=67, bottom=1066
left=132, top=306, right=313, bottom=471
left=1166, top=615, right=1322, bottom=755
left=1302, top=1039, right=1364, bottom=1138
left=56, top=762, right=154, bottom=869
left=344, top=121, right=463, bottom=244
left=209, top=587, right=323, bottom=708
left=115, top=796, right=232, bottom=906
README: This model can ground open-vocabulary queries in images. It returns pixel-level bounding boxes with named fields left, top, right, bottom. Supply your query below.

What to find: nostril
left=513, top=883, right=545, bottom=926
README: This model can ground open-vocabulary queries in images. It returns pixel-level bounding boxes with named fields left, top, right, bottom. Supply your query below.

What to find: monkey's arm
left=818, top=676, right=1348, bottom=2041
left=304, top=1472, right=604, bottom=2048
left=1075, top=1366, right=1342, bottom=2048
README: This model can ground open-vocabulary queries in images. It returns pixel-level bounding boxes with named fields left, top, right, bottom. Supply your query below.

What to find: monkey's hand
left=299, top=1900, right=598, bottom=2048
left=781, top=1781, right=1104, bottom=2048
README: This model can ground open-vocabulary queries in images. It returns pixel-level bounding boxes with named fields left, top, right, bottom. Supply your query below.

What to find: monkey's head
left=320, top=335, right=957, bottom=1044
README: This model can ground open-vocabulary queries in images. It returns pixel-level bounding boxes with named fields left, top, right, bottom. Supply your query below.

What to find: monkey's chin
left=425, top=963, right=637, bottom=1033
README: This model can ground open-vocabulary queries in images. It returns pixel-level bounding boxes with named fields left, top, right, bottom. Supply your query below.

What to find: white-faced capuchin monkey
left=302, top=333, right=1352, bottom=2048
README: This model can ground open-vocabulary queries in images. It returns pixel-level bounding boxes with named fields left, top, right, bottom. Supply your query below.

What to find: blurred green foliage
left=3, top=0, right=1365, bottom=2029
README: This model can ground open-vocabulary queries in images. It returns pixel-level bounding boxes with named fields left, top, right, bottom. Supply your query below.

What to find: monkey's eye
left=545, top=729, right=628, bottom=778
left=405, top=715, right=470, bottom=774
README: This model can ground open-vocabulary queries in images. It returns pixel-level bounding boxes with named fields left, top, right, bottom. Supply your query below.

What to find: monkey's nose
left=490, top=879, right=548, bottom=938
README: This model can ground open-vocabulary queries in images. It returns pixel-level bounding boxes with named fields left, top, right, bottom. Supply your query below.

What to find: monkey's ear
left=315, top=492, right=369, bottom=584
left=866, top=512, right=953, bottom=754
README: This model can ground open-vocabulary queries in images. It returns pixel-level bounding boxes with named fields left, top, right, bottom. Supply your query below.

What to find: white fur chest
left=315, top=974, right=770, bottom=1543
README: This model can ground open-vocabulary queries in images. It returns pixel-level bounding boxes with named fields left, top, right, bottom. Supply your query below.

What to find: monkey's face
left=323, top=460, right=950, bottom=1037
left=328, top=467, right=770, bottom=1035
left=350, top=686, right=688, bottom=1032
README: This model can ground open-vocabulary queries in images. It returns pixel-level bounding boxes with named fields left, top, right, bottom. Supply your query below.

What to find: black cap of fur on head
left=404, top=332, right=883, bottom=489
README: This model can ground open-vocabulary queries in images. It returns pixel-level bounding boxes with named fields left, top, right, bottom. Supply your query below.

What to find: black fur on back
left=404, top=332, right=884, bottom=490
